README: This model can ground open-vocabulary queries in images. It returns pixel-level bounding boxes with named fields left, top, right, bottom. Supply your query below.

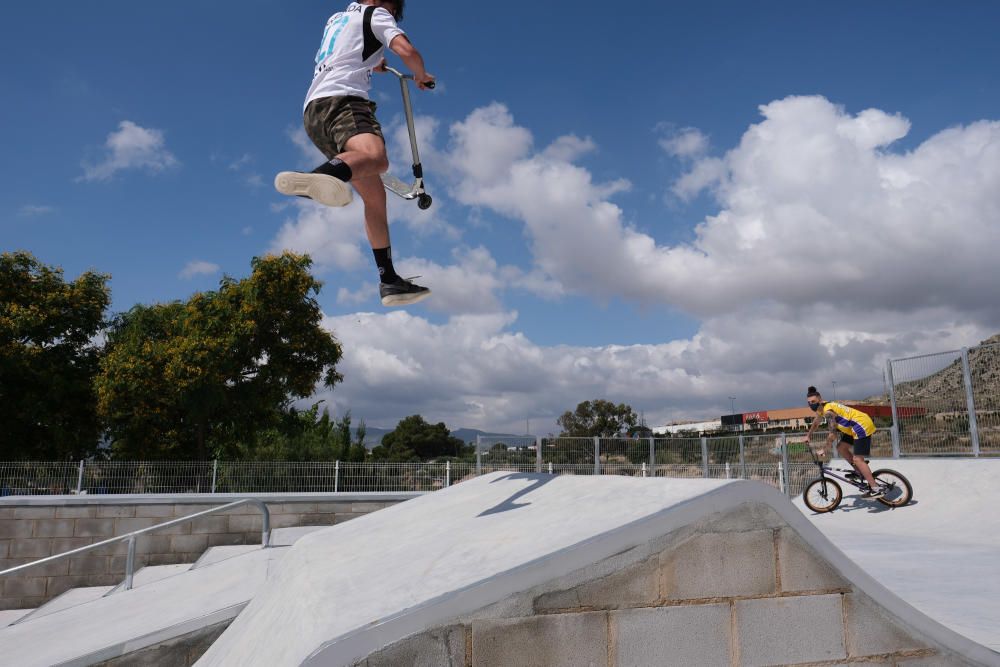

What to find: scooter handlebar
left=382, top=65, right=435, bottom=89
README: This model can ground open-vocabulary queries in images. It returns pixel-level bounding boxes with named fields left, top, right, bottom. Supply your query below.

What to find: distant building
left=718, top=401, right=924, bottom=432
left=654, top=420, right=723, bottom=435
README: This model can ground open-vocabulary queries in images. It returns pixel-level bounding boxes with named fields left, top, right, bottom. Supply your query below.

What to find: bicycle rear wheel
left=803, top=477, right=843, bottom=513
left=873, top=469, right=913, bottom=507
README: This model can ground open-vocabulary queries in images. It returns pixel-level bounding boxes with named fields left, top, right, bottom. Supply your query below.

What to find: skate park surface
left=796, top=458, right=1000, bottom=652
left=1, top=460, right=997, bottom=666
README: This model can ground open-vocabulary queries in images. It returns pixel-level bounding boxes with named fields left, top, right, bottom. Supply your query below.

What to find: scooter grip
left=425, top=81, right=436, bottom=90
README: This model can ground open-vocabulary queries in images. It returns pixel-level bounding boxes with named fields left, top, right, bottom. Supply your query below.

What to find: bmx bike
left=801, top=448, right=913, bottom=513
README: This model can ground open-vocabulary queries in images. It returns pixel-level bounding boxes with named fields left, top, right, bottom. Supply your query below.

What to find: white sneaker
left=274, top=171, right=352, bottom=207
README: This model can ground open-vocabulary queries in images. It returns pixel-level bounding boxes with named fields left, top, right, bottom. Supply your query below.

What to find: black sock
left=373, top=246, right=398, bottom=283
left=312, top=158, right=353, bottom=182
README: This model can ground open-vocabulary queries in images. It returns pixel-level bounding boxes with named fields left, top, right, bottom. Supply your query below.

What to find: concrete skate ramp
left=0, top=546, right=281, bottom=666
left=198, top=472, right=999, bottom=666
left=799, top=458, right=1000, bottom=652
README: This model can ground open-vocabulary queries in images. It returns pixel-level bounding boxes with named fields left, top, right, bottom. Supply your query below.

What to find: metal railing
left=0, top=498, right=271, bottom=591
left=1, top=433, right=886, bottom=499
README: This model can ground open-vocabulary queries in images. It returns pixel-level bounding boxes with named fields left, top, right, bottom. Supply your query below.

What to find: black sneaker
left=868, top=484, right=885, bottom=499
left=380, top=276, right=431, bottom=307
left=274, top=171, right=352, bottom=207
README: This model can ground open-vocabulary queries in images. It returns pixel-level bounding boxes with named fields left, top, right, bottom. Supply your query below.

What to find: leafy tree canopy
left=372, top=414, right=469, bottom=462
left=0, top=251, right=110, bottom=459
left=557, top=399, right=639, bottom=437
left=96, top=253, right=342, bottom=459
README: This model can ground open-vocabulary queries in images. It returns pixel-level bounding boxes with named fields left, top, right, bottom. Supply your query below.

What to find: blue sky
left=3, top=2, right=1000, bottom=432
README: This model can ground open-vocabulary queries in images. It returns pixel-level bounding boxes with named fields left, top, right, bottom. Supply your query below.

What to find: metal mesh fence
left=971, top=343, right=1000, bottom=454
left=886, top=342, right=1000, bottom=456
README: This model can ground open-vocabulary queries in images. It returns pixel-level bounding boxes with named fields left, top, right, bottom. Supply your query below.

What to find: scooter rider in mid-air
left=275, top=0, right=435, bottom=307
left=804, top=386, right=884, bottom=498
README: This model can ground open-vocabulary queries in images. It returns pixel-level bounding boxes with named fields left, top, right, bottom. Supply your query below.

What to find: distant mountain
left=866, top=333, right=1000, bottom=406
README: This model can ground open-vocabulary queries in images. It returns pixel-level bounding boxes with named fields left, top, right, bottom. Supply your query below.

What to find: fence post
left=446, top=460, right=451, bottom=488
left=738, top=434, right=746, bottom=479
left=476, top=436, right=482, bottom=476
left=334, top=460, right=339, bottom=493
left=780, top=433, right=790, bottom=497
left=211, top=459, right=218, bottom=494
left=648, top=437, right=655, bottom=475
left=594, top=437, right=601, bottom=476
left=961, top=347, right=981, bottom=457
left=536, top=436, right=542, bottom=474
left=641, top=462, right=647, bottom=477
left=700, top=437, right=709, bottom=478
left=75, top=460, right=84, bottom=494
left=886, top=359, right=901, bottom=456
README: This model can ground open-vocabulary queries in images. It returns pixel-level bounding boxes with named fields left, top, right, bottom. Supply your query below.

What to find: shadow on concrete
left=478, top=473, right=556, bottom=517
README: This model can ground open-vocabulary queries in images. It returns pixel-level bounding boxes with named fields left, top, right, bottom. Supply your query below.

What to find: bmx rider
left=804, top=386, right=884, bottom=498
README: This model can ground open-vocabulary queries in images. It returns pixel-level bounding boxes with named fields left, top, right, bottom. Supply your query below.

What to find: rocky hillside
left=870, top=333, right=1000, bottom=408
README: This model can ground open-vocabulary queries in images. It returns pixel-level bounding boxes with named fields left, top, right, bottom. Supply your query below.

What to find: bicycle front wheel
left=873, top=469, right=913, bottom=508
left=803, top=477, right=843, bottom=513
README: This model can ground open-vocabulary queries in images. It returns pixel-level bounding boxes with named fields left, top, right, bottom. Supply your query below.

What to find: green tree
left=0, top=251, right=110, bottom=459
left=371, top=415, right=468, bottom=462
left=557, top=399, right=639, bottom=437
left=96, top=253, right=342, bottom=459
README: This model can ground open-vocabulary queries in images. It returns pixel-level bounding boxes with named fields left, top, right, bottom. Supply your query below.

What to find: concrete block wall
left=0, top=494, right=413, bottom=611
left=357, top=507, right=977, bottom=667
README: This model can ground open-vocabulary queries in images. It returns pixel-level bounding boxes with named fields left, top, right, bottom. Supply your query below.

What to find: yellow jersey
left=822, top=402, right=876, bottom=438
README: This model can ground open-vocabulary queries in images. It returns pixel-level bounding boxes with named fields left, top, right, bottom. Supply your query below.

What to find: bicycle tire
left=803, top=477, right=843, bottom=513
left=872, top=469, right=913, bottom=508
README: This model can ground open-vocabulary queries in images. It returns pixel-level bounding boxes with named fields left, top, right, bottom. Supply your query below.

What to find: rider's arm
left=818, top=411, right=839, bottom=457
left=387, top=35, right=435, bottom=89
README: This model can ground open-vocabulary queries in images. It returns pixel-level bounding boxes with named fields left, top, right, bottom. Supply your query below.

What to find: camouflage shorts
left=303, top=95, right=384, bottom=159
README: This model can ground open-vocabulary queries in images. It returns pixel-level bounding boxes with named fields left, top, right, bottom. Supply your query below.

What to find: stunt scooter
left=380, top=66, right=434, bottom=210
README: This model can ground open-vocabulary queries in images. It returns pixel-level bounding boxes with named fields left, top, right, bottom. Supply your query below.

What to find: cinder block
left=74, top=518, right=115, bottom=538
left=156, top=522, right=192, bottom=536
left=270, top=514, right=303, bottom=529
left=0, top=541, right=8, bottom=559
left=844, top=593, right=929, bottom=657
left=0, top=597, right=29, bottom=610
left=133, top=505, right=179, bottom=519
left=34, top=519, right=77, bottom=538
left=472, top=612, right=608, bottom=667
left=114, top=518, right=160, bottom=534
left=3, top=577, right=47, bottom=598
left=55, top=507, right=97, bottom=519
left=534, top=558, right=658, bottom=612
left=613, top=603, right=731, bottom=667
left=11, top=538, right=52, bottom=559
left=25, top=557, right=69, bottom=577
left=298, top=513, right=337, bottom=526
left=46, top=575, right=91, bottom=598
left=51, top=537, right=92, bottom=553
left=207, top=533, right=247, bottom=547
left=736, top=594, right=846, bottom=665
left=778, top=528, right=849, bottom=592
left=659, top=530, right=775, bottom=600
left=366, top=625, right=467, bottom=667
left=189, top=516, right=229, bottom=534
left=97, top=506, right=136, bottom=518
left=227, top=515, right=262, bottom=533
left=0, top=508, right=13, bottom=519
left=334, top=513, right=363, bottom=524
left=351, top=502, right=391, bottom=513
left=169, top=534, right=208, bottom=554
left=69, top=555, right=110, bottom=576
left=0, top=520, right=34, bottom=539
left=135, top=534, right=172, bottom=555
left=13, top=507, right=56, bottom=519
left=90, top=540, right=129, bottom=557
left=896, top=652, right=971, bottom=666
left=148, top=553, right=187, bottom=566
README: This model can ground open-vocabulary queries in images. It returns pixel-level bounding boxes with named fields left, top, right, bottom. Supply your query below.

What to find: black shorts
left=303, top=95, right=384, bottom=158
left=840, top=433, right=872, bottom=456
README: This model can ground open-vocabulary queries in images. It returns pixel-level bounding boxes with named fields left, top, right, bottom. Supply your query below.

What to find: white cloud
left=179, top=260, right=220, bottom=280
left=297, top=97, right=1000, bottom=432
left=18, top=204, right=55, bottom=217
left=659, top=126, right=710, bottom=159
left=81, top=121, right=178, bottom=181
left=269, top=199, right=369, bottom=273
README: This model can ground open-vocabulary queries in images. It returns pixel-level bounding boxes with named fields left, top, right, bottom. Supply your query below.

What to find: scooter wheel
left=417, top=194, right=433, bottom=210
